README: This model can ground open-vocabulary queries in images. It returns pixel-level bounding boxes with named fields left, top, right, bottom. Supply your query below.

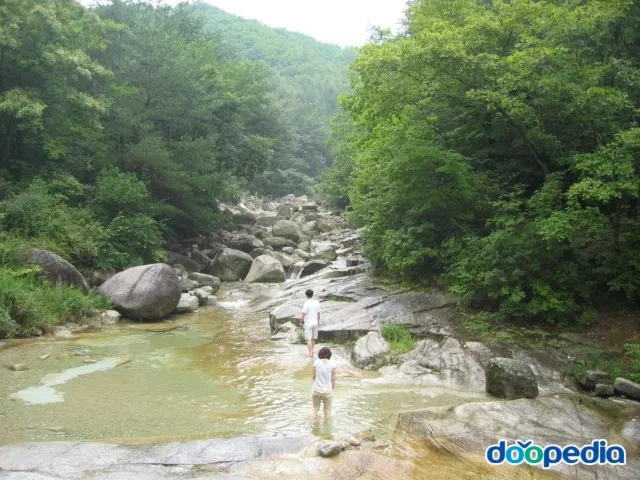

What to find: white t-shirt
left=302, top=299, right=320, bottom=326
left=313, top=359, right=336, bottom=390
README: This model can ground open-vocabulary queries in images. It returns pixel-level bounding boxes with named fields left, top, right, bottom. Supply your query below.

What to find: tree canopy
left=325, top=0, right=640, bottom=324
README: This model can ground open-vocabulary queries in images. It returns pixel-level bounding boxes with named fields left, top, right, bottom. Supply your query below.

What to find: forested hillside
left=0, top=0, right=298, bottom=336
left=324, top=0, right=640, bottom=325
left=195, top=3, right=358, bottom=195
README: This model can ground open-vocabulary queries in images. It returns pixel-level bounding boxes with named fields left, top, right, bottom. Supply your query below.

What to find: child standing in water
left=311, top=346, right=337, bottom=423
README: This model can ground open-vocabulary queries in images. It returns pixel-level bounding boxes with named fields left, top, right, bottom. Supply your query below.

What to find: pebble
left=83, top=359, right=98, bottom=364
left=7, top=364, right=29, bottom=371
left=39, top=354, right=52, bottom=360
left=75, top=349, right=90, bottom=356
left=46, top=427, right=64, bottom=432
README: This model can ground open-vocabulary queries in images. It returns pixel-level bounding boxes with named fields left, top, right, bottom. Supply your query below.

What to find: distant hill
left=195, top=3, right=359, bottom=194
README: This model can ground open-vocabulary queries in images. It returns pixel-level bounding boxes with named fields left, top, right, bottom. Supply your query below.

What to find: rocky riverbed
left=1, top=194, right=639, bottom=479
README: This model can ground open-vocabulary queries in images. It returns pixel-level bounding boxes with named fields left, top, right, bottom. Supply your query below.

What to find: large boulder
left=30, top=249, right=89, bottom=293
left=272, top=220, right=303, bottom=242
left=164, top=251, right=201, bottom=273
left=231, top=210, right=256, bottom=226
left=312, top=245, right=338, bottom=261
left=262, top=236, right=290, bottom=250
left=207, top=248, right=253, bottom=282
left=99, top=264, right=181, bottom=320
left=300, top=259, right=330, bottom=277
left=485, top=357, right=539, bottom=399
left=189, top=249, right=212, bottom=270
left=187, top=272, right=221, bottom=293
left=301, top=221, right=319, bottom=237
left=229, top=233, right=264, bottom=253
left=301, top=202, right=319, bottom=212
left=614, top=378, right=640, bottom=401
left=256, top=211, right=278, bottom=227
left=264, top=251, right=297, bottom=269
left=351, top=332, right=391, bottom=370
left=244, top=255, right=286, bottom=283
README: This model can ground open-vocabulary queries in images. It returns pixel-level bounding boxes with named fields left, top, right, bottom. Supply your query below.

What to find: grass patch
left=381, top=322, right=416, bottom=354
left=0, top=266, right=113, bottom=338
left=567, top=347, right=640, bottom=382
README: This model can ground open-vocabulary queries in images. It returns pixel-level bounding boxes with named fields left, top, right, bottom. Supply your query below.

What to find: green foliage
left=334, top=0, right=640, bottom=323
left=197, top=3, right=358, bottom=190
left=0, top=266, right=113, bottom=338
left=0, top=180, right=107, bottom=266
left=624, top=344, right=640, bottom=382
left=381, top=322, right=417, bottom=354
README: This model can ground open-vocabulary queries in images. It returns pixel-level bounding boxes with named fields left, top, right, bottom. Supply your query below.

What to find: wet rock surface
left=399, top=397, right=640, bottom=480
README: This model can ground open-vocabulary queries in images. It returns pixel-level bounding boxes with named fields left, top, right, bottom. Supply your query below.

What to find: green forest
left=2, top=0, right=640, bottom=343
left=324, top=0, right=640, bottom=326
left=0, top=0, right=354, bottom=336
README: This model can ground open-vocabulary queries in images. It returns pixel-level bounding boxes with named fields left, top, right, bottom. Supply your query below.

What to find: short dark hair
left=318, top=347, right=332, bottom=359
left=305, top=289, right=313, bottom=298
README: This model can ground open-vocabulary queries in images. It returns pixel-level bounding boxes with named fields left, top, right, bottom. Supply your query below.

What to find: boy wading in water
left=301, top=289, right=320, bottom=357
left=311, top=347, right=336, bottom=423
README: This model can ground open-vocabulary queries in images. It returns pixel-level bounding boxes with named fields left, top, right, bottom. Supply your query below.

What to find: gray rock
left=232, top=210, right=256, bottom=225
left=264, top=251, right=297, bottom=268
left=621, top=420, right=640, bottom=447
left=317, top=441, right=344, bottom=458
left=30, top=249, right=89, bottom=293
left=250, top=247, right=269, bottom=258
left=273, top=220, right=304, bottom=242
left=99, top=264, right=181, bottom=321
left=614, top=377, right=640, bottom=400
left=244, top=255, right=286, bottom=283
left=576, top=370, right=611, bottom=390
left=302, top=221, right=319, bottom=236
left=188, top=272, right=221, bottom=293
left=164, top=250, right=201, bottom=273
left=485, top=357, right=538, bottom=399
left=346, top=256, right=363, bottom=267
left=301, top=202, right=319, bottom=212
left=276, top=204, right=294, bottom=220
left=256, top=211, right=278, bottom=227
left=0, top=435, right=313, bottom=478
left=293, top=249, right=310, bottom=260
left=189, top=248, right=212, bottom=270
left=176, top=294, right=198, bottom=313
left=99, top=310, right=121, bottom=326
left=398, top=397, right=640, bottom=480
left=282, top=246, right=295, bottom=255
left=300, top=259, right=330, bottom=277
left=180, top=277, right=198, bottom=292
left=312, top=245, right=338, bottom=261
left=351, top=332, right=391, bottom=370
left=207, top=248, right=253, bottom=282
left=298, top=241, right=311, bottom=252
left=229, top=233, right=264, bottom=253
left=262, top=236, right=291, bottom=250
left=594, top=383, right=615, bottom=397
left=192, top=288, right=213, bottom=306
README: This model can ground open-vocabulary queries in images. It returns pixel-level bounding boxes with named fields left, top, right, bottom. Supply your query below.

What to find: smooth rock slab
left=485, top=357, right=538, bottom=399
left=398, top=397, right=640, bottom=480
left=350, top=332, right=391, bottom=370
left=188, top=273, right=221, bottom=293
left=0, top=436, right=313, bottom=478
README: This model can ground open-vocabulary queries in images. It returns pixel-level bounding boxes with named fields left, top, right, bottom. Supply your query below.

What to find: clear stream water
left=0, top=287, right=560, bottom=479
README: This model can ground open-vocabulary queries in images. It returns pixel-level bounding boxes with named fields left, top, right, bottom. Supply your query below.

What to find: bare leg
left=310, top=407, right=319, bottom=423
left=310, top=339, right=316, bottom=356
left=306, top=340, right=313, bottom=357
